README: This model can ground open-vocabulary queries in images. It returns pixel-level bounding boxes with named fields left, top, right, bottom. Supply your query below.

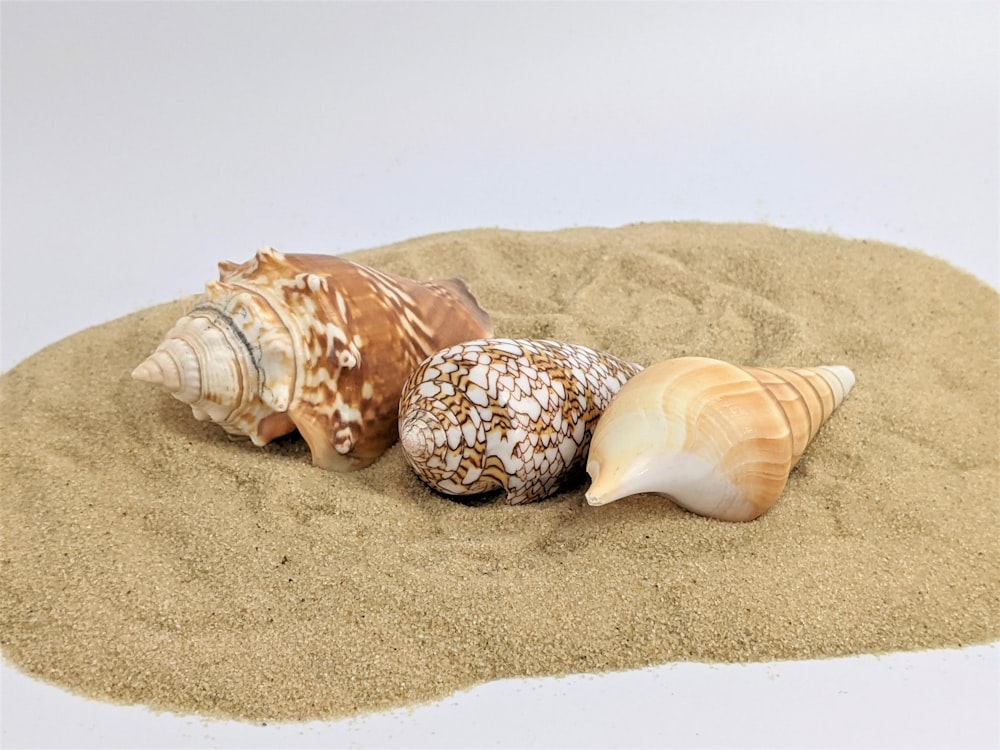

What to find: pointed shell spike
left=131, top=349, right=180, bottom=390
left=131, top=336, right=208, bottom=406
left=584, top=356, right=855, bottom=521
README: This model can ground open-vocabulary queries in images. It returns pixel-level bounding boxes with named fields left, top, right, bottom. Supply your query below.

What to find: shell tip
left=131, top=351, right=181, bottom=391
left=131, top=356, right=168, bottom=386
left=131, top=359, right=162, bottom=385
left=823, top=364, right=856, bottom=401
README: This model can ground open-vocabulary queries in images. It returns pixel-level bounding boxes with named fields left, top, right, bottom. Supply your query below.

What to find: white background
left=1, top=2, right=998, bottom=748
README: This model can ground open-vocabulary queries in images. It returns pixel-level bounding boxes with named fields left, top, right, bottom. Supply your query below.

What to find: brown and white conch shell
left=585, top=356, right=855, bottom=521
left=397, top=338, right=644, bottom=504
left=132, top=247, right=493, bottom=471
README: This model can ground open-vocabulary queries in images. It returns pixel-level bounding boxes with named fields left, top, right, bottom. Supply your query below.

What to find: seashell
left=132, top=246, right=493, bottom=471
left=398, top=338, right=644, bottom=504
left=585, top=356, right=855, bottom=521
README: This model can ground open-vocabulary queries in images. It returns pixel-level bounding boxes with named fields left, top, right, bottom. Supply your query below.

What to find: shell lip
left=585, top=456, right=652, bottom=507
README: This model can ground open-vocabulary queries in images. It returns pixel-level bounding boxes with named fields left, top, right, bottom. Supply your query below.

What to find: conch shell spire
left=742, top=364, right=855, bottom=468
left=585, top=357, right=855, bottom=521
left=132, top=350, right=182, bottom=391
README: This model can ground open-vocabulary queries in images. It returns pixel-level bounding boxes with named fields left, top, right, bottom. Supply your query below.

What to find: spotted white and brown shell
left=132, top=247, right=493, bottom=470
left=397, top=338, right=644, bottom=504
left=585, top=356, right=856, bottom=521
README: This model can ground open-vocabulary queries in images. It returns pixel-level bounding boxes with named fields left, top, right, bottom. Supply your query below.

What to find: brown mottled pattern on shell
left=229, top=250, right=493, bottom=469
left=398, top=338, right=643, bottom=504
left=139, top=247, right=493, bottom=471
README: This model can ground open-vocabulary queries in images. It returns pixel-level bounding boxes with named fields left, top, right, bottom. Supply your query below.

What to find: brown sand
left=1, top=222, right=998, bottom=722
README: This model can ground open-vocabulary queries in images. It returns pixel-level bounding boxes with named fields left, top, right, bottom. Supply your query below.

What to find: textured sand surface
left=2, top=222, right=997, bottom=721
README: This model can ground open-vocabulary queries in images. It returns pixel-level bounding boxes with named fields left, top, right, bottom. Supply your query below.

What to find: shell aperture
left=585, top=356, right=856, bottom=521
left=132, top=247, right=494, bottom=471
left=398, top=338, right=644, bottom=504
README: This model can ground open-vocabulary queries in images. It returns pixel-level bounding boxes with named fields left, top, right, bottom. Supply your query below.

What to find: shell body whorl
left=398, top=338, right=644, bottom=504
left=132, top=247, right=494, bottom=470
left=584, top=356, right=855, bottom=521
